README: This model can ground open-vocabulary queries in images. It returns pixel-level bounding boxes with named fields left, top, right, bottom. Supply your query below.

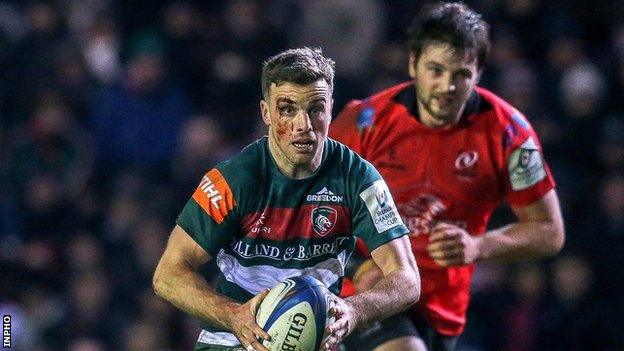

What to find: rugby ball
left=256, top=275, right=335, bottom=351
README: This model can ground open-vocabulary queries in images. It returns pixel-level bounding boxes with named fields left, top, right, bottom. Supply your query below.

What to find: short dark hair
left=408, top=2, right=490, bottom=70
left=261, top=47, right=335, bottom=101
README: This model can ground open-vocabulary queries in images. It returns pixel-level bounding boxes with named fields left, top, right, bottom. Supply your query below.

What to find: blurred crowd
left=0, top=0, right=623, bottom=350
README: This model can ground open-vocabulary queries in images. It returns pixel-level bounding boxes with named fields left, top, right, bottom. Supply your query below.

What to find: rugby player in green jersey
left=153, top=47, right=420, bottom=351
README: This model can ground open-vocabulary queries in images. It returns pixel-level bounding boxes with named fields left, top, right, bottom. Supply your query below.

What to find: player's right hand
left=226, top=289, right=271, bottom=351
left=322, top=295, right=357, bottom=351
left=428, top=222, right=480, bottom=267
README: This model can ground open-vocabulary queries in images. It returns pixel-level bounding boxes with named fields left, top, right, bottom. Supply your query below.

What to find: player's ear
left=260, top=100, right=271, bottom=126
left=408, top=53, right=418, bottom=79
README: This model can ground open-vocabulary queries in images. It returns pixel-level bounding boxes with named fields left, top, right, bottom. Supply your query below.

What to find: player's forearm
left=477, top=220, right=564, bottom=262
left=345, top=267, right=420, bottom=327
left=153, top=260, right=238, bottom=330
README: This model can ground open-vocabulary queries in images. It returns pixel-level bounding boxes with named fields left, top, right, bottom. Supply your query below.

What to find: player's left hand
left=427, top=222, right=481, bottom=267
left=321, top=295, right=356, bottom=351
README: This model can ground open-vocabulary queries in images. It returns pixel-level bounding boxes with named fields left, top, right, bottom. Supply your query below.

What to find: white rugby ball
left=256, top=275, right=335, bottom=351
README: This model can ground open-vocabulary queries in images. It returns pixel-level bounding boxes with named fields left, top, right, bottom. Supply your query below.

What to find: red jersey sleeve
left=329, top=100, right=365, bottom=155
left=502, top=111, right=556, bottom=207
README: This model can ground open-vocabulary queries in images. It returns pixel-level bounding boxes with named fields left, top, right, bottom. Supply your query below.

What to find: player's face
left=410, top=42, right=480, bottom=128
left=260, top=79, right=332, bottom=177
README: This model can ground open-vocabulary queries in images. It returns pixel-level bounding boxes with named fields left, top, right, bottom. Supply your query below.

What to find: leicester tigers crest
left=311, top=206, right=337, bottom=236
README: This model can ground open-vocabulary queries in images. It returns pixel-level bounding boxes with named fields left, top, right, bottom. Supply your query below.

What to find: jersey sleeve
left=176, top=168, right=239, bottom=255
left=503, top=111, right=556, bottom=207
left=329, top=100, right=366, bottom=155
left=349, top=157, right=409, bottom=251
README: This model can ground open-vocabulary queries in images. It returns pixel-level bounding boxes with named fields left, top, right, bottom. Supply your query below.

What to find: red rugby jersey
left=330, top=82, right=555, bottom=336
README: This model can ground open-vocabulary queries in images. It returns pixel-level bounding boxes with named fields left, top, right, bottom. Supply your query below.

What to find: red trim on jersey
left=241, top=205, right=352, bottom=241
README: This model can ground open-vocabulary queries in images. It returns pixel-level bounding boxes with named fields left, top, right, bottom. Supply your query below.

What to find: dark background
left=1, top=0, right=623, bottom=350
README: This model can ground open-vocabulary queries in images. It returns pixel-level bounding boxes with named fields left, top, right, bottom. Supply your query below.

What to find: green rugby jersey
left=176, top=137, right=408, bottom=347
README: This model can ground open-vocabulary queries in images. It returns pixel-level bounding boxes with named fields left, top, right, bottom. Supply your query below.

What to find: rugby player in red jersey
left=330, top=3, right=564, bottom=351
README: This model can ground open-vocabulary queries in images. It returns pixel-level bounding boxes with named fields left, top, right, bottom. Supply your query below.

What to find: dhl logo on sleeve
left=192, top=169, right=236, bottom=224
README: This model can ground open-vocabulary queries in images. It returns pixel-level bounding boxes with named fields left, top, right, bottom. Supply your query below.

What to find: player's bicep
left=370, top=235, right=416, bottom=276
left=511, top=189, right=564, bottom=230
left=161, top=224, right=211, bottom=270
left=510, top=189, right=565, bottom=254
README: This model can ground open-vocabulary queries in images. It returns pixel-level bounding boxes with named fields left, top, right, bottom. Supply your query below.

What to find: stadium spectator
left=580, top=174, right=624, bottom=298
left=68, top=336, right=107, bottom=351
left=4, top=94, right=93, bottom=241
left=161, top=2, right=208, bottom=105
left=8, top=1, right=68, bottom=125
left=596, top=115, right=624, bottom=174
left=501, top=263, right=547, bottom=351
left=90, top=30, right=190, bottom=172
left=122, top=318, right=167, bottom=351
left=330, top=3, right=564, bottom=350
left=203, top=0, right=287, bottom=140
left=294, top=0, right=386, bottom=107
left=82, top=13, right=121, bottom=85
left=170, top=115, right=237, bottom=209
left=538, top=255, right=603, bottom=350
left=52, top=42, right=99, bottom=124
left=65, top=270, right=114, bottom=338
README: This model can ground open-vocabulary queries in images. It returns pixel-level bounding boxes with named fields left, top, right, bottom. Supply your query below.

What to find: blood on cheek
left=273, top=115, right=292, bottom=139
